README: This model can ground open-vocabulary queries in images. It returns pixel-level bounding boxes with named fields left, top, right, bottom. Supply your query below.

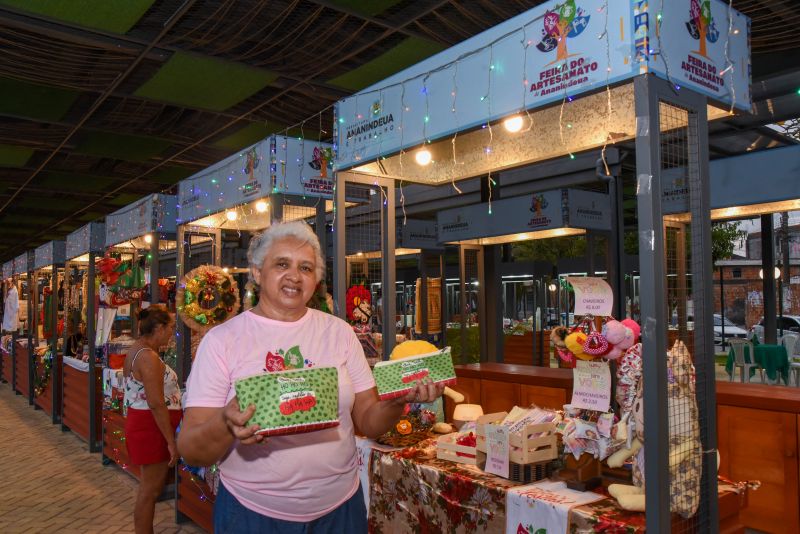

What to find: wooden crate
left=476, top=412, right=558, bottom=465
left=436, top=432, right=485, bottom=466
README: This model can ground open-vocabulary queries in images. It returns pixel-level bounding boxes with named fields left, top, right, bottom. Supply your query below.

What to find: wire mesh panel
left=341, top=185, right=385, bottom=360
left=660, top=99, right=712, bottom=532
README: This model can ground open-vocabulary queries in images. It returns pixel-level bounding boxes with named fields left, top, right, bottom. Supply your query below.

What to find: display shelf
left=62, top=362, right=102, bottom=444
left=177, top=466, right=214, bottom=533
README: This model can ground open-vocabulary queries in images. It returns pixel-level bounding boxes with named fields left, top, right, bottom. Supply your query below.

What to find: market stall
left=173, top=134, right=335, bottom=529
left=333, top=0, right=752, bottom=530
left=100, top=194, right=177, bottom=477
left=31, top=240, right=66, bottom=422
left=61, top=221, right=105, bottom=451
left=12, top=251, right=33, bottom=403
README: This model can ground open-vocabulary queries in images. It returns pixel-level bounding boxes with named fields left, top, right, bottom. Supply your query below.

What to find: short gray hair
left=247, top=220, right=325, bottom=283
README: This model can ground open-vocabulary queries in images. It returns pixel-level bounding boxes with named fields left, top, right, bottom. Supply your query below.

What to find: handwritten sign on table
left=484, top=424, right=510, bottom=479
left=566, top=276, right=613, bottom=316
left=571, top=360, right=612, bottom=412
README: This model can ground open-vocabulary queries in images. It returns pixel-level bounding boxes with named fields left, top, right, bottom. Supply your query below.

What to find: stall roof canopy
left=0, top=0, right=797, bottom=258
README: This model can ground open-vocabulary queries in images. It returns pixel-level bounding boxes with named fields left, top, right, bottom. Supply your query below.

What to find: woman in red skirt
left=123, top=305, right=181, bottom=534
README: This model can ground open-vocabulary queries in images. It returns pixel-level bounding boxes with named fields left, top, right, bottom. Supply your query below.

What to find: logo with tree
left=536, top=0, right=590, bottom=64
left=685, top=0, right=719, bottom=58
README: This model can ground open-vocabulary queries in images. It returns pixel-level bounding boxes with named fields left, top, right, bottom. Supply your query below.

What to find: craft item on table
left=375, top=340, right=462, bottom=446
left=235, top=367, right=339, bottom=437
left=476, top=410, right=560, bottom=482
left=565, top=330, right=590, bottom=361
left=373, top=345, right=457, bottom=401
left=607, top=340, right=702, bottom=518
left=431, top=422, right=454, bottom=434
left=436, top=430, right=485, bottom=465
left=176, top=265, right=240, bottom=333
left=452, top=403, right=484, bottom=430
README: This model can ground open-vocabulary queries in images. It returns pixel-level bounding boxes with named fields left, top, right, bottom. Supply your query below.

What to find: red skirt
left=125, top=408, right=182, bottom=465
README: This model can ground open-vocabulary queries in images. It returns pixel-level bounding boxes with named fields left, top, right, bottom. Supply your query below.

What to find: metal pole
left=761, top=215, right=777, bottom=344
left=633, top=75, right=670, bottom=532
left=50, top=263, right=61, bottom=423
left=334, top=175, right=346, bottom=319
left=27, top=268, right=34, bottom=405
left=87, top=252, right=100, bottom=453
left=381, top=182, right=397, bottom=359
left=720, top=266, right=725, bottom=349
left=150, top=233, right=160, bottom=304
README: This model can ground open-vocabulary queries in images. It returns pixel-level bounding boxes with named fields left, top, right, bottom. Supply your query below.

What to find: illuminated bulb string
left=450, top=60, right=463, bottom=194
left=486, top=45, right=494, bottom=215
left=599, top=0, right=612, bottom=177
left=723, top=0, right=736, bottom=113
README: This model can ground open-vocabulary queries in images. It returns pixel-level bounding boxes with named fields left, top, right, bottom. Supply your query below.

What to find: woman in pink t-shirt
left=178, top=221, right=443, bottom=533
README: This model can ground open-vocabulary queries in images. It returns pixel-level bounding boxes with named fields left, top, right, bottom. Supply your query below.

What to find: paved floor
left=0, top=383, right=204, bottom=534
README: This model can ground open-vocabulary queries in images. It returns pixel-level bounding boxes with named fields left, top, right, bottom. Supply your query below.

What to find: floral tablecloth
left=365, top=438, right=748, bottom=534
left=368, top=438, right=520, bottom=533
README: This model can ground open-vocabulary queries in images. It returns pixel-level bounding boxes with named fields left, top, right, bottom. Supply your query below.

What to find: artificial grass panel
left=75, top=131, right=171, bottom=162
left=327, top=0, right=402, bottom=17
left=327, top=37, right=446, bottom=91
left=108, top=193, right=145, bottom=206
left=148, top=166, right=195, bottom=185
left=0, top=77, right=80, bottom=121
left=0, top=144, right=34, bottom=168
left=134, top=52, right=277, bottom=112
left=39, top=172, right=118, bottom=192
left=212, top=123, right=312, bottom=152
left=0, top=0, right=155, bottom=34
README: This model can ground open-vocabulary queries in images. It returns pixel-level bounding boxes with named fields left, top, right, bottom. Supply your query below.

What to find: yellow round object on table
left=389, top=340, right=438, bottom=360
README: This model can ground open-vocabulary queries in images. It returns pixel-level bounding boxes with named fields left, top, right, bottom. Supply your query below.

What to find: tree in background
left=711, top=221, right=747, bottom=263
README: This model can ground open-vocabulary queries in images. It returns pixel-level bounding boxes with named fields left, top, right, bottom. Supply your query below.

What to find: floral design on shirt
left=263, top=345, right=314, bottom=372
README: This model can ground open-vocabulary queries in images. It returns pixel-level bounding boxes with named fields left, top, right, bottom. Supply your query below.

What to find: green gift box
left=373, top=347, right=457, bottom=401
left=234, top=367, right=339, bottom=436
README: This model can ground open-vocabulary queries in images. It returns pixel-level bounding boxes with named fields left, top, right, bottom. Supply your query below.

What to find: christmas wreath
left=177, top=265, right=240, bottom=333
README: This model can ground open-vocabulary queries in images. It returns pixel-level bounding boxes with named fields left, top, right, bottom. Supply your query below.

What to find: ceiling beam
left=0, top=6, right=351, bottom=102
left=6, top=0, right=454, bottom=258
left=0, top=0, right=200, bottom=220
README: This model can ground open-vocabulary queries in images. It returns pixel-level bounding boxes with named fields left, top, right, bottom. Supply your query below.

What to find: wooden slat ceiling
left=0, top=0, right=797, bottom=259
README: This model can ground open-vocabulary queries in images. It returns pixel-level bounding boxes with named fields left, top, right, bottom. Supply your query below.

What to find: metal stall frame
left=334, top=172, right=397, bottom=360
left=32, top=240, right=66, bottom=424
left=634, top=74, right=717, bottom=532
left=63, top=221, right=106, bottom=453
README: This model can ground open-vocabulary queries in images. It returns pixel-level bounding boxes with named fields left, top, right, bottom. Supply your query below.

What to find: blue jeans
left=214, top=480, right=367, bottom=534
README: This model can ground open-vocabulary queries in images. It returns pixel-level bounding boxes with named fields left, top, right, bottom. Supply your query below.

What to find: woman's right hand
left=222, top=397, right=267, bottom=445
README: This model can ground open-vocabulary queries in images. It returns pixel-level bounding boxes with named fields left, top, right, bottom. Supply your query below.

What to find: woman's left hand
left=395, top=378, right=445, bottom=405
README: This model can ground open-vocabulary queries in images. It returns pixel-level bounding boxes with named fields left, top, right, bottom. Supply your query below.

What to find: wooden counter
left=446, top=363, right=572, bottom=420
left=1, top=354, right=11, bottom=384
left=62, top=363, right=102, bottom=445
left=177, top=467, right=214, bottom=532
left=716, top=382, right=800, bottom=534
left=103, top=409, right=141, bottom=480
left=14, top=342, right=29, bottom=398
